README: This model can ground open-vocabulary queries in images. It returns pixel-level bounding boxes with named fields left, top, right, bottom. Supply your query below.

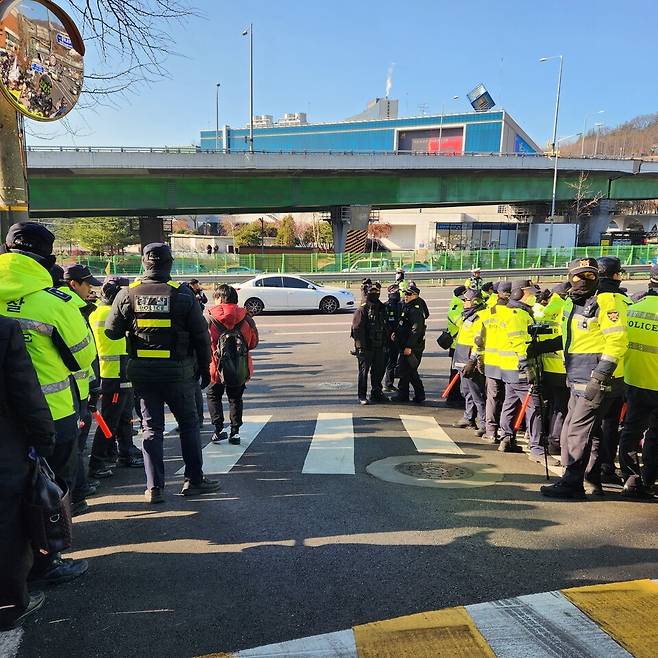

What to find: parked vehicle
left=235, top=275, right=356, bottom=315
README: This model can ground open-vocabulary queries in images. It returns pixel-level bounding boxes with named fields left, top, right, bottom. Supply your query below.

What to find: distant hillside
left=560, top=112, right=658, bottom=158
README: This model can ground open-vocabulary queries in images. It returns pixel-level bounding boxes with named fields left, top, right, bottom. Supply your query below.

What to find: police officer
left=105, top=243, right=219, bottom=503
left=351, top=282, right=389, bottom=404
left=0, top=222, right=93, bottom=584
left=445, top=285, right=467, bottom=408
left=497, top=279, right=553, bottom=461
left=394, top=267, right=408, bottom=292
left=617, top=273, right=658, bottom=498
left=58, top=264, right=102, bottom=515
left=383, top=283, right=402, bottom=392
left=477, top=281, right=512, bottom=443
left=452, top=290, right=487, bottom=435
left=89, top=277, right=143, bottom=479
left=596, top=256, right=631, bottom=485
left=465, top=267, right=483, bottom=293
left=631, top=263, right=658, bottom=302
left=541, top=258, right=628, bottom=499
left=392, top=282, right=426, bottom=403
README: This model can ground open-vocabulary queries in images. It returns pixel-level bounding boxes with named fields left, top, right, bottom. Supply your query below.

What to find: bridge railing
left=69, top=245, right=657, bottom=277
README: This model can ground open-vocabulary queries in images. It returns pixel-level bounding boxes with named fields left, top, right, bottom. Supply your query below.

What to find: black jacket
left=351, top=299, right=388, bottom=351
left=0, top=318, right=55, bottom=496
left=105, top=270, right=211, bottom=383
left=397, top=299, right=426, bottom=352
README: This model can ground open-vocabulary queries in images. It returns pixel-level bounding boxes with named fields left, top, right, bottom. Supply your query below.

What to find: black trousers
left=560, top=390, right=605, bottom=488
left=384, top=344, right=399, bottom=387
left=600, top=396, right=624, bottom=470
left=73, top=399, right=92, bottom=500
left=357, top=349, right=386, bottom=400
left=89, top=384, right=136, bottom=471
left=397, top=351, right=424, bottom=401
left=135, top=380, right=203, bottom=489
left=543, top=375, right=569, bottom=448
left=0, top=496, right=31, bottom=628
left=207, top=382, right=246, bottom=431
left=195, top=379, right=205, bottom=423
left=618, top=385, right=658, bottom=486
left=485, top=377, right=505, bottom=438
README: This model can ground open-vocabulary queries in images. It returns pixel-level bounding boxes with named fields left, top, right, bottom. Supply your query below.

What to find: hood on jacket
left=209, top=303, right=248, bottom=330
left=0, top=252, right=53, bottom=301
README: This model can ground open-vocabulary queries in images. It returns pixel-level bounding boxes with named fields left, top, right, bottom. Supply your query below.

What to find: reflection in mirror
left=0, top=0, right=84, bottom=121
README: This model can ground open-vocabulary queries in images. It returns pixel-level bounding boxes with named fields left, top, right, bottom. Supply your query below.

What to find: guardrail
left=169, top=264, right=650, bottom=286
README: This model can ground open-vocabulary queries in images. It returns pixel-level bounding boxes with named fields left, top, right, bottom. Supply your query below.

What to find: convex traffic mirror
left=0, top=0, right=84, bottom=121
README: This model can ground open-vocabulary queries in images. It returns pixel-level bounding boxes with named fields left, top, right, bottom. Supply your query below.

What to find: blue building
left=200, top=98, right=540, bottom=155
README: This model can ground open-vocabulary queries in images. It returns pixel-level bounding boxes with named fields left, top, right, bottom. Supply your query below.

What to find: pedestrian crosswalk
left=303, top=412, right=355, bottom=475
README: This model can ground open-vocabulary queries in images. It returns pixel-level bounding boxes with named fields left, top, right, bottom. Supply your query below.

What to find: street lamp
left=215, top=82, right=221, bottom=152
left=594, top=122, right=604, bottom=156
left=549, top=132, right=582, bottom=241
left=581, top=109, right=604, bottom=156
left=540, top=55, right=563, bottom=159
left=242, top=24, right=254, bottom=153
left=438, top=95, right=460, bottom=154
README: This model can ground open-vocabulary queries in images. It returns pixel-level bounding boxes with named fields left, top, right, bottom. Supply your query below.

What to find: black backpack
left=211, top=318, right=249, bottom=387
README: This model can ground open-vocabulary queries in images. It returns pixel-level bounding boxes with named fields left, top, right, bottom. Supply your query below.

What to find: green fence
left=74, top=245, right=658, bottom=276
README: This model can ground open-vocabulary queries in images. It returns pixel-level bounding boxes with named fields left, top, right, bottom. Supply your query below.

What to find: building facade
left=200, top=98, right=540, bottom=155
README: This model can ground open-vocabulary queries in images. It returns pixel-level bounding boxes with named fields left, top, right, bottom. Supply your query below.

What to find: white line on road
left=303, top=412, right=355, bottom=475
left=399, top=415, right=464, bottom=454
left=466, top=590, right=632, bottom=658
left=176, top=415, right=271, bottom=475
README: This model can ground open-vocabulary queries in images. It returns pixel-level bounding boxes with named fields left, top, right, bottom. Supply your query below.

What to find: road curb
left=203, top=578, right=658, bottom=657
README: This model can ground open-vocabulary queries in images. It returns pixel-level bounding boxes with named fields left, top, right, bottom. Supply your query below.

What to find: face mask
left=569, top=278, right=598, bottom=298
left=367, top=293, right=380, bottom=303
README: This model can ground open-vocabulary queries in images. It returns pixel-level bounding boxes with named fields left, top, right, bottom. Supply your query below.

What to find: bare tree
left=64, top=1, right=200, bottom=100
left=565, top=172, right=605, bottom=242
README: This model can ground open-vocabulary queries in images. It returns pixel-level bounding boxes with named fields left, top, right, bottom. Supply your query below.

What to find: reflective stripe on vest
left=136, top=318, right=172, bottom=328
left=136, top=349, right=171, bottom=358
left=625, top=295, right=658, bottom=390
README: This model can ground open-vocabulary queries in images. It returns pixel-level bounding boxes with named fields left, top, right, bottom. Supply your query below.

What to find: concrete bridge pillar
left=578, top=199, right=616, bottom=246
left=138, top=215, right=165, bottom=251
left=330, top=205, right=371, bottom=253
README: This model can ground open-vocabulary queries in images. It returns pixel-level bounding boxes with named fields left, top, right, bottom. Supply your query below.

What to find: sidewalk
left=204, top=578, right=658, bottom=658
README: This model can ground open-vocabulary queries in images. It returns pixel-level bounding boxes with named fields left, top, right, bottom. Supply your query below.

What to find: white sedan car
left=235, top=275, right=355, bottom=315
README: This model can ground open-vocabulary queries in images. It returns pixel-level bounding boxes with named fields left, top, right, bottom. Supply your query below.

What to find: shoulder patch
left=607, top=311, right=620, bottom=322
left=44, top=287, right=72, bottom=302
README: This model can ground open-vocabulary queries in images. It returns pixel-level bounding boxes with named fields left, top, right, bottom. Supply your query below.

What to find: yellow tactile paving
left=562, top=579, right=658, bottom=658
left=353, top=606, right=496, bottom=658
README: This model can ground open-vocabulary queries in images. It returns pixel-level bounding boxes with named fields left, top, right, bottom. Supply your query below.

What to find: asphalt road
left=9, top=283, right=658, bottom=658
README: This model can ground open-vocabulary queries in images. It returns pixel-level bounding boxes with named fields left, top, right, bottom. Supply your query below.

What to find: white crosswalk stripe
left=303, top=412, right=355, bottom=475
left=400, top=414, right=465, bottom=455
left=178, top=415, right=271, bottom=475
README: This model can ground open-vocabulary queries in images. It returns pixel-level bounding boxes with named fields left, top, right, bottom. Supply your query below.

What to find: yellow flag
left=104, top=260, right=111, bottom=275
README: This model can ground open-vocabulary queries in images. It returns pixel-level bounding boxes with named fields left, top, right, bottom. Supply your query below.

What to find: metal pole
left=438, top=103, right=444, bottom=153
left=215, top=83, right=220, bottom=152
left=581, top=117, right=587, bottom=157
left=249, top=23, right=254, bottom=153
left=594, top=125, right=601, bottom=156
left=0, top=97, right=29, bottom=241
left=550, top=56, right=563, bottom=157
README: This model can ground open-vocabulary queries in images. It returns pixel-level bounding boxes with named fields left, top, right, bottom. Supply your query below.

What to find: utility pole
left=0, top=96, right=29, bottom=241
left=242, top=24, right=254, bottom=153
left=215, top=83, right=221, bottom=152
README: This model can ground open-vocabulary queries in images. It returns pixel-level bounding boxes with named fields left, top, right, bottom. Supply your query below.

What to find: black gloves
left=583, top=371, right=609, bottom=404
left=88, top=391, right=99, bottom=413
left=526, top=336, right=562, bottom=358
left=462, top=359, right=478, bottom=379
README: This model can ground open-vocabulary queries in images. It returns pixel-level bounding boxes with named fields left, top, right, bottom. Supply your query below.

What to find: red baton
left=93, top=411, right=113, bottom=439
left=619, top=402, right=628, bottom=423
left=441, top=372, right=461, bottom=399
left=514, top=392, right=532, bottom=431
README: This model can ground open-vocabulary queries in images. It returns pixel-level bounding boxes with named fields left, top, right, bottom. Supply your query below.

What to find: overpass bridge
left=24, top=148, right=658, bottom=251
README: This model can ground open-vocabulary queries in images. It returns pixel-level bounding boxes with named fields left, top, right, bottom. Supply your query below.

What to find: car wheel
left=245, top=297, right=264, bottom=315
left=319, top=296, right=339, bottom=314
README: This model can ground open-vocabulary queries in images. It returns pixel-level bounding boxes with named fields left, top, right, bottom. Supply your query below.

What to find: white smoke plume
left=385, top=63, right=395, bottom=98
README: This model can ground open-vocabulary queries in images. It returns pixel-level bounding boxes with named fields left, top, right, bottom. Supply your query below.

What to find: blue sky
left=27, top=0, right=658, bottom=147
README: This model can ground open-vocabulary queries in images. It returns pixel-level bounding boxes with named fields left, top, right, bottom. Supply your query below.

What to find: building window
left=434, top=222, right=519, bottom=251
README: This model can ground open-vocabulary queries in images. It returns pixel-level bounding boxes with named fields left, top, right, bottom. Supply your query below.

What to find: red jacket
left=207, top=304, right=259, bottom=385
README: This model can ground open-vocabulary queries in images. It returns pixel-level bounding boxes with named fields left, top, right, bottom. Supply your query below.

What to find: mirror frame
left=0, top=0, right=85, bottom=121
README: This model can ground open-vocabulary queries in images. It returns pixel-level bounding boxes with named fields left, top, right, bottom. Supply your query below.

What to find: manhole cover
left=316, top=382, right=353, bottom=390
left=395, top=461, right=474, bottom=480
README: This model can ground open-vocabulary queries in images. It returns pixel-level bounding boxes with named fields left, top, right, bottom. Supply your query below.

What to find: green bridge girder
left=27, top=170, right=658, bottom=217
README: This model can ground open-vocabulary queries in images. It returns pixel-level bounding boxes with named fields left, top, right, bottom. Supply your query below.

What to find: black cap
left=464, top=290, right=482, bottom=302
left=188, top=278, right=199, bottom=285
left=551, top=281, right=571, bottom=296
left=597, top=256, right=622, bottom=277
left=63, top=264, right=102, bottom=286
left=651, top=263, right=658, bottom=284
left=453, top=285, right=467, bottom=297
left=370, top=281, right=382, bottom=291
left=143, top=242, right=173, bottom=261
left=568, top=258, right=599, bottom=277
left=404, top=281, right=420, bottom=295
left=511, top=278, right=533, bottom=292
left=497, top=282, right=512, bottom=294
left=481, top=281, right=494, bottom=293
left=5, top=222, right=54, bottom=257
